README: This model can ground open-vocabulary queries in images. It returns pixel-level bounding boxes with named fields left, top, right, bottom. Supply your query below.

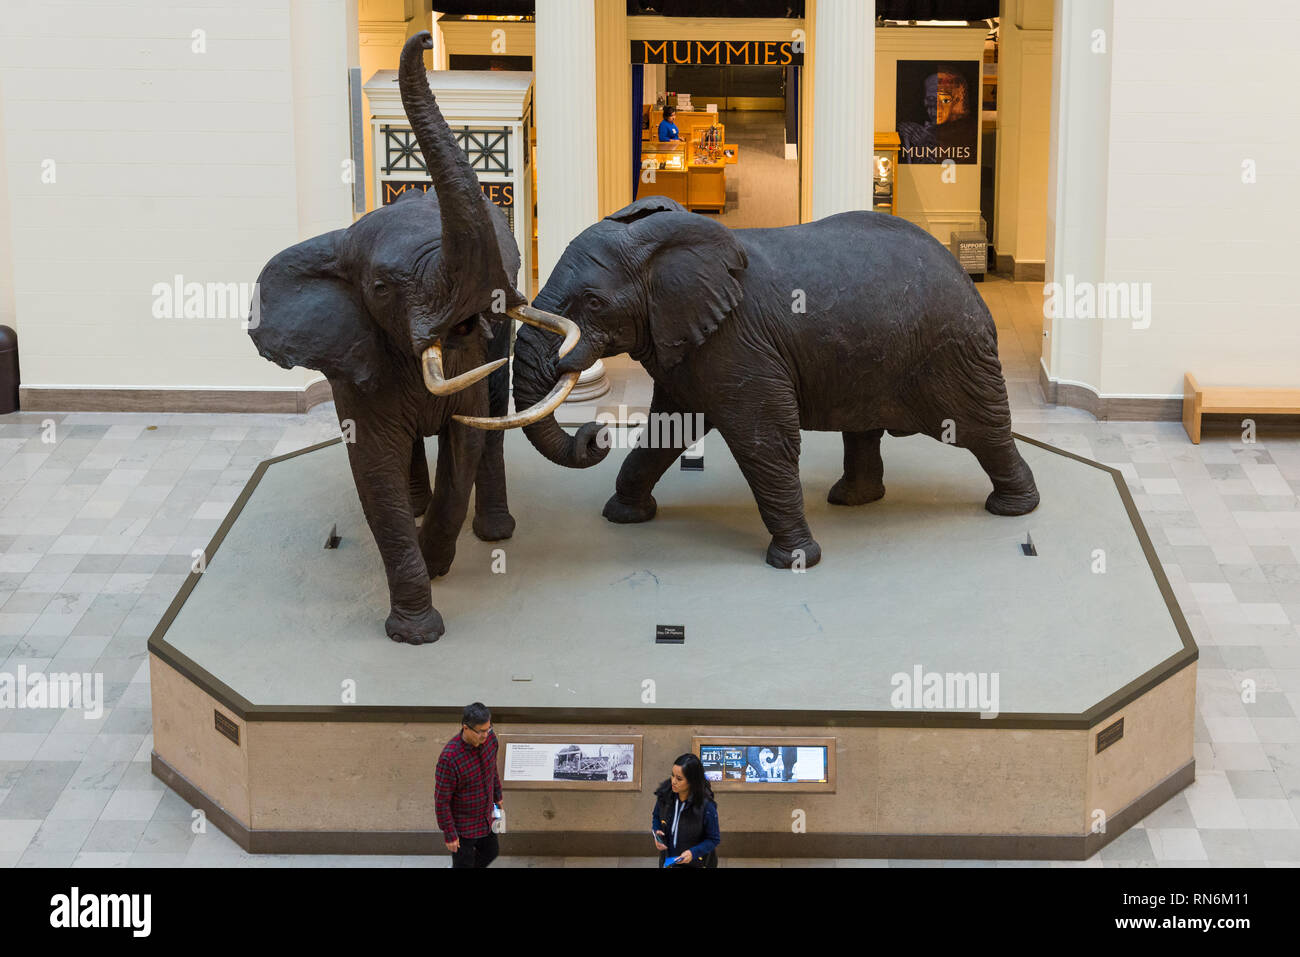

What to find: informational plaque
left=498, top=734, right=642, bottom=791
left=693, top=736, right=836, bottom=793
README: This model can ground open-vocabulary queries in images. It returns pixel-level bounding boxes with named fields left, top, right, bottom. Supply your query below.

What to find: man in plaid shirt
left=435, top=701, right=502, bottom=867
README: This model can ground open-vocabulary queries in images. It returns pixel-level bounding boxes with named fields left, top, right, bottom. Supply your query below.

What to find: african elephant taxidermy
left=491, top=196, right=1039, bottom=570
left=248, top=32, right=580, bottom=644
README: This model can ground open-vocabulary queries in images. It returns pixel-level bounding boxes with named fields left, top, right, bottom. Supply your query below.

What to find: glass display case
left=873, top=131, right=900, bottom=216
left=642, top=140, right=686, bottom=172
left=638, top=140, right=688, bottom=204
left=687, top=123, right=727, bottom=212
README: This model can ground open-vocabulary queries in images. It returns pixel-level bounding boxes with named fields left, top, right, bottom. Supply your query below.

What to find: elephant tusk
left=454, top=371, right=580, bottom=431
left=453, top=304, right=585, bottom=429
left=508, top=304, right=580, bottom=359
left=420, top=343, right=507, bottom=396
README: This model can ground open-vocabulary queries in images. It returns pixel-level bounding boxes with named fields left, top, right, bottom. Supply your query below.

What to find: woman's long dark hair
left=655, top=752, right=715, bottom=809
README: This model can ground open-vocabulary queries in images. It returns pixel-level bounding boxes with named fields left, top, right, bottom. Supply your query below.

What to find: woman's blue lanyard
left=671, top=798, right=684, bottom=849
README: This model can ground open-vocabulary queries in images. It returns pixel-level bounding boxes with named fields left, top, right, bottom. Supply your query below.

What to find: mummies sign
left=896, top=60, right=980, bottom=164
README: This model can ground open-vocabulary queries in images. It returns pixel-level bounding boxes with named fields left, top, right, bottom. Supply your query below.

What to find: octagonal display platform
left=149, top=429, right=1196, bottom=859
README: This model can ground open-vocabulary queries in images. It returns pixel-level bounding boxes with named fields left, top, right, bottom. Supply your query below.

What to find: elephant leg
left=719, top=415, right=820, bottom=570
left=409, top=436, right=432, bottom=518
left=472, top=430, right=515, bottom=541
left=828, top=429, right=885, bottom=506
left=472, top=354, right=516, bottom=541
left=334, top=397, right=443, bottom=644
left=604, top=389, right=712, bottom=524
left=421, top=420, right=486, bottom=579
left=967, top=433, right=1040, bottom=516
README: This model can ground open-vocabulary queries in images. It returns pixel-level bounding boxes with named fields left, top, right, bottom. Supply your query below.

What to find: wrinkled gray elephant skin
left=510, top=196, right=1039, bottom=570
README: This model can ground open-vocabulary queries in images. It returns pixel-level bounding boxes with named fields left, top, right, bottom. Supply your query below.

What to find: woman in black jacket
left=651, top=753, right=721, bottom=868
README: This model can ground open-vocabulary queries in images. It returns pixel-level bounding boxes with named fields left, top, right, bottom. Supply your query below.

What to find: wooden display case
left=687, top=123, right=728, bottom=213
left=638, top=140, right=688, bottom=205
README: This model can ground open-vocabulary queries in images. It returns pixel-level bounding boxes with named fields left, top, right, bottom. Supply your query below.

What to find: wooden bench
left=1183, top=372, right=1300, bottom=443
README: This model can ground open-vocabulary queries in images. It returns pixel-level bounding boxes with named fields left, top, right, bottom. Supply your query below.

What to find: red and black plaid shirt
left=435, top=730, right=502, bottom=842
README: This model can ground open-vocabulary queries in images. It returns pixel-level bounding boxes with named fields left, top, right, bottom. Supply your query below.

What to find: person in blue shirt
left=657, top=106, right=681, bottom=143
left=651, top=752, right=721, bottom=868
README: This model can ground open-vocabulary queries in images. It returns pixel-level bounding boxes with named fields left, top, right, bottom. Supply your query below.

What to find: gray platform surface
left=160, top=430, right=1186, bottom=715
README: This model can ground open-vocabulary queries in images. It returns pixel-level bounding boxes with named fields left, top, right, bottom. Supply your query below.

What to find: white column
left=535, top=0, right=607, bottom=400
left=1043, top=0, right=1112, bottom=392
left=0, top=86, right=15, bottom=335
left=811, top=0, right=874, bottom=219
left=994, top=0, right=1053, bottom=279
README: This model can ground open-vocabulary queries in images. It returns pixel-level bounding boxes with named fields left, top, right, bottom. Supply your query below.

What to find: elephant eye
left=583, top=292, right=604, bottom=312
left=372, top=280, right=390, bottom=297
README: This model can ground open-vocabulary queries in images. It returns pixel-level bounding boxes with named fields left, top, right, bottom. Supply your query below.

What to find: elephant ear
left=249, top=230, right=386, bottom=394
left=488, top=198, right=523, bottom=297
left=629, top=211, right=748, bottom=370
left=605, top=195, right=688, bottom=224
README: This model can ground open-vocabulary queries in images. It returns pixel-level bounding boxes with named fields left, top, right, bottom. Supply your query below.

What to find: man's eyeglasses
left=465, top=724, right=492, bottom=736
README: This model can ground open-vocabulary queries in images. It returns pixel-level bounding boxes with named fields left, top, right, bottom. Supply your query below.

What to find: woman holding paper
left=651, top=753, right=721, bottom=868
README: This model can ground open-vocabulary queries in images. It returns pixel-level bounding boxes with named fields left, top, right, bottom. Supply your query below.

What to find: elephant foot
left=985, top=457, right=1040, bottom=516
left=421, top=540, right=456, bottom=579
left=827, top=477, right=885, bottom=506
left=386, top=606, right=444, bottom=645
left=603, top=493, right=657, bottom=524
left=473, top=511, right=516, bottom=542
left=985, top=484, right=1040, bottom=516
left=766, top=538, right=821, bottom=570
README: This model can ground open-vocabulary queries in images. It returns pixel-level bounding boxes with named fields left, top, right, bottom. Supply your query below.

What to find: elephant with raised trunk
left=485, top=196, right=1038, bottom=570
left=248, top=32, right=581, bottom=643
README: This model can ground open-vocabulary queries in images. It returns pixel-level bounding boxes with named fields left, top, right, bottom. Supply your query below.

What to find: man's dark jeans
left=451, top=831, right=499, bottom=868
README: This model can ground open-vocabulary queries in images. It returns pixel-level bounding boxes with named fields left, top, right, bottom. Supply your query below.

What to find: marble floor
left=2, top=277, right=1299, bottom=867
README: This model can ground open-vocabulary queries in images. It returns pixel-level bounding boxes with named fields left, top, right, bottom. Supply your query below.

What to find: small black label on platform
left=656, top=624, right=685, bottom=644
left=214, top=710, right=240, bottom=746
left=324, top=523, right=341, bottom=549
left=680, top=455, right=703, bottom=471
left=1096, top=717, right=1124, bottom=753
left=1021, top=532, right=1037, bottom=556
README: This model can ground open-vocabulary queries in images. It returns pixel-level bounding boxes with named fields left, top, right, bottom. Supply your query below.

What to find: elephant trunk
left=513, top=323, right=608, bottom=469
left=398, top=32, right=518, bottom=343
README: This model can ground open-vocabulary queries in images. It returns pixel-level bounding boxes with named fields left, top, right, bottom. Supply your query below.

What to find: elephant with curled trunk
left=486, top=196, right=1038, bottom=570
left=248, top=32, right=579, bottom=644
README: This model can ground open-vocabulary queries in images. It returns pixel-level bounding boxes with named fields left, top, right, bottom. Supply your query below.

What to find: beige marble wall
left=875, top=727, right=1085, bottom=834
left=150, top=655, right=251, bottom=827
left=248, top=720, right=454, bottom=831
left=994, top=0, right=1054, bottom=273
left=233, top=719, right=1093, bottom=836
left=1085, top=664, right=1197, bottom=830
left=154, top=658, right=1195, bottom=841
